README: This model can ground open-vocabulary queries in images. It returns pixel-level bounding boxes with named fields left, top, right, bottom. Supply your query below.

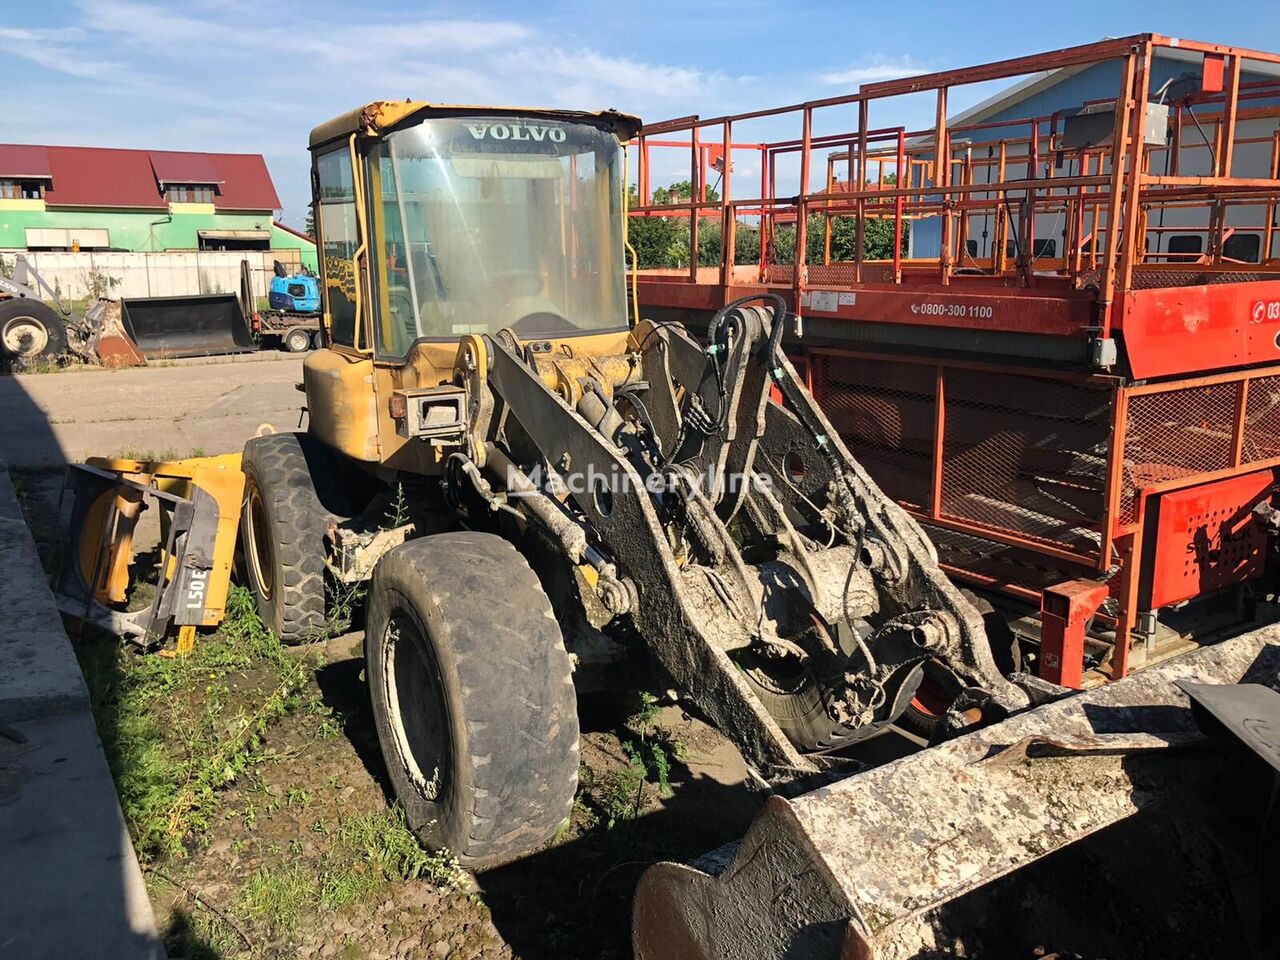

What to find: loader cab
left=304, top=101, right=641, bottom=469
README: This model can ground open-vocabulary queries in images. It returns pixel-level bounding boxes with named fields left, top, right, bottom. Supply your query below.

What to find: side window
left=1167, top=234, right=1204, bottom=256
left=316, top=148, right=359, bottom=347
left=1223, top=233, right=1261, bottom=264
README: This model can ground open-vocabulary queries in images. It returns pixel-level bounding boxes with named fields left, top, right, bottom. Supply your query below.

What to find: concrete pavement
left=0, top=464, right=163, bottom=959
left=0, top=352, right=308, bottom=468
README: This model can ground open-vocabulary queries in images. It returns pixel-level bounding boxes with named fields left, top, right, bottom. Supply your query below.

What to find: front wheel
left=365, top=532, right=580, bottom=871
left=240, top=433, right=330, bottom=642
left=0, top=299, right=66, bottom=368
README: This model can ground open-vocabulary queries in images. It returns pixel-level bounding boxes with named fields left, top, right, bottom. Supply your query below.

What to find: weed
left=338, top=807, right=465, bottom=888
left=240, top=864, right=317, bottom=931
left=384, top=482, right=410, bottom=529
left=286, top=787, right=311, bottom=808
left=310, top=817, right=334, bottom=836
left=622, top=690, right=686, bottom=797
left=599, top=754, right=647, bottom=827
left=325, top=577, right=366, bottom=638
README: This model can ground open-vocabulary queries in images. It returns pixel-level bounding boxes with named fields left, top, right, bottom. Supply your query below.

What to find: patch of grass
left=79, top=585, right=316, bottom=860
left=240, top=864, right=317, bottom=931
left=318, top=863, right=381, bottom=909
left=338, top=807, right=465, bottom=888
left=575, top=691, right=689, bottom=829
left=110, top=447, right=206, bottom=463
left=12, top=356, right=65, bottom=375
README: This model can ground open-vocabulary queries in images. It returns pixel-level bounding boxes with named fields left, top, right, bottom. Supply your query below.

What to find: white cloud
left=0, top=1, right=752, bottom=224
left=0, top=26, right=125, bottom=79
left=502, top=47, right=715, bottom=106
left=819, top=56, right=928, bottom=87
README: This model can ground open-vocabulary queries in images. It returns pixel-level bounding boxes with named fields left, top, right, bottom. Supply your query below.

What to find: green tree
left=651, top=180, right=720, bottom=205
left=767, top=215, right=905, bottom=265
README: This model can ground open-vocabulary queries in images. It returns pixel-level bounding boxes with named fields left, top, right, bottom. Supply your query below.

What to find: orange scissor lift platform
left=627, top=34, right=1280, bottom=689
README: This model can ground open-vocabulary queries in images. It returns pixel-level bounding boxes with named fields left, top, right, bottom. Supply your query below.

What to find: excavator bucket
left=54, top=454, right=244, bottom=646
left=633, top=624, right=1280, bottom=960
left=119, top=293, right=256, bottom=359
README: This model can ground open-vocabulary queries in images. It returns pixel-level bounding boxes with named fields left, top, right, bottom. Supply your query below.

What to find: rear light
left=388, top=394, right=407, bottom=419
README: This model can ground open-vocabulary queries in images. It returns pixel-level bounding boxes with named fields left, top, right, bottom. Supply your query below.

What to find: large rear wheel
left=365, top=532, right=579, bottom=871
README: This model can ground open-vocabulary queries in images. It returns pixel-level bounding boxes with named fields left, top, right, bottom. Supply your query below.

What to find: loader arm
left=462, top=299, right=1023, bottom=778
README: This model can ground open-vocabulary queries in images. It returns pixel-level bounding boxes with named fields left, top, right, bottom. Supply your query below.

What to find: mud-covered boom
left=465, top=296, right=1027, bottom=774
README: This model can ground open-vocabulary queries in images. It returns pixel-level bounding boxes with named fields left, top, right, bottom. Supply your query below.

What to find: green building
left=0, top=143, right=315, bottom=271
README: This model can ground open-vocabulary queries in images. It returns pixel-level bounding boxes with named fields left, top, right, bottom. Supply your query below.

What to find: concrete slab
left=0, top=518, right=89, bottom=723
left=0, top=467, right=161, bottom=958
left=0, top=465, right=21, bottom=523
left=0, top=710, right=163, bottom=960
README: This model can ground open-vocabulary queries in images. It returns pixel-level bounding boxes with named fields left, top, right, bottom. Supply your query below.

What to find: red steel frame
left=627, top=34, right=1280, bottom=683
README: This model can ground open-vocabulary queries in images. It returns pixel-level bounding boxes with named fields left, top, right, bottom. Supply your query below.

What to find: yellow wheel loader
left=219, top=99, right=1030, bottom=872
left=54, top=99, right=1280, bottom=955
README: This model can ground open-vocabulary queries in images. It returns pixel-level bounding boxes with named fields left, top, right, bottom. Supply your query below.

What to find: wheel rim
left=244, top=485, right=275, bottom=601
left=288, top=331, right=309, bottom=351
left=385, top=611, right=450, bottom=802
left=908, top=678, right=952, bottom=719
left=2, top=315, right=49, bottom=358
left=908, top=662, right=962, bottom=719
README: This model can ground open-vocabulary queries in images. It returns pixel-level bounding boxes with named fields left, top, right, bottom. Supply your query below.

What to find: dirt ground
left=145, top=637, right=758, bottom=960
left=13, top=467, right=763, bottom=960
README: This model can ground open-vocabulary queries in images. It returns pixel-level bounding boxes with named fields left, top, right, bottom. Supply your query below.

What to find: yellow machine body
left=76, top=453, right=245, bottom=630
left=303, top=100, right=642, bottom=475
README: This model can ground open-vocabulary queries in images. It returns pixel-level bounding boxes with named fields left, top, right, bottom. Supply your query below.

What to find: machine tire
left=240, top=432, right=330, bottom=643
left=738, top=653, right=862, bottom=751
left=365, top=532, right=579, bottom=871
left=0, top=299, right=66, bottom=368
left=284, top=327, right=312, bottom=353
left=897, top=661, right=964, bottom=740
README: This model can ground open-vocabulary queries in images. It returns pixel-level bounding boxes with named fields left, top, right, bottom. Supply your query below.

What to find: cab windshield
left=370, top=115, right=628, bottom=357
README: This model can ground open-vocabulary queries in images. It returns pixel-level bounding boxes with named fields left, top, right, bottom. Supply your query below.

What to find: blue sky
left=1, top=0, right=1276, bottom=227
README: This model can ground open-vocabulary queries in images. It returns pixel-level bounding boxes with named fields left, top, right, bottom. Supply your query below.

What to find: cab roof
left=309, top=101, right=642, bottom=151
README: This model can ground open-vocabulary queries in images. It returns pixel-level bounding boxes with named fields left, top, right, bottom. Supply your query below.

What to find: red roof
left=0, top=145, right=52, bottom=179
left=150, top=151, right=223, bottom=185
left=0, top=143, right=281, bottom=212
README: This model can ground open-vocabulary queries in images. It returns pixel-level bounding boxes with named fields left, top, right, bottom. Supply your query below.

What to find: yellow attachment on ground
left=79, top=453, right=245, bottom=631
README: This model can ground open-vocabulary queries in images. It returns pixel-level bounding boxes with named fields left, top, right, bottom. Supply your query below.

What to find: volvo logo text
left=466, top=123, right=567, bottom=143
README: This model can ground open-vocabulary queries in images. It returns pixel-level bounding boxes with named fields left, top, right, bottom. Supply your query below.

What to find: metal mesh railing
left=1243, top=374, right=1280, bottom=464
left=811, top=354, right=935, bottom=509
left=1119, top=381, right=1239, bottom=524
left=939, top=370, right=1109, bottom=555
